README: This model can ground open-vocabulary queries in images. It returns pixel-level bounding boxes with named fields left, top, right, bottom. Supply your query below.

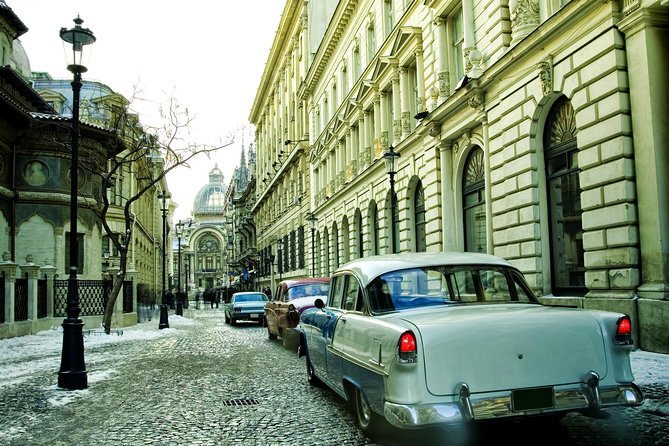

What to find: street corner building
left=249, top=0, right=669, bottom=353
left=0, top=1, right=170, bottom=339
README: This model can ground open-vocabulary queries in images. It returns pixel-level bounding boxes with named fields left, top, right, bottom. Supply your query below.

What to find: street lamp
left=383, top=145, right=400, bottom=254
left=175, top=221, right=184, bottom=316
left=307, top=213, right=318, bottom=277
left=58, top=16, right=95, bottom=391
left=158, top=191, right=170, bottom=329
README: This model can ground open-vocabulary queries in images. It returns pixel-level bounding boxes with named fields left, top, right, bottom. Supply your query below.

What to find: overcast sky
left=11, top=0, right=285, bottom=221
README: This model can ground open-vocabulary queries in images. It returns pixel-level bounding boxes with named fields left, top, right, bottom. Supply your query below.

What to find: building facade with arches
left=250, top=0, right=668, bottom=352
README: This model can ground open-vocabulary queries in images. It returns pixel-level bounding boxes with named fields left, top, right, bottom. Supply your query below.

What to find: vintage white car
left=298, top=252, right=643, bottom=438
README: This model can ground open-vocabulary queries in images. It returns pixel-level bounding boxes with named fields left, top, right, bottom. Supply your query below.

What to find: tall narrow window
left=353, top=46, right=361, bottom=81
left=355, top=209, right=363, bottom=258
left=333, top=223, right=340, bottom=269
left=463, top=147, right=486, bottom=253
left=367, top=22, right=376, bottom=63
left=383, top=0, right=395, bottom=38
left=451, top=8, right=464, bottom=82
left=414, top=182, right=426, bottom=251
left=370, top=200, right=380, bottom=255
left=545, top=97, right=585, bottom=295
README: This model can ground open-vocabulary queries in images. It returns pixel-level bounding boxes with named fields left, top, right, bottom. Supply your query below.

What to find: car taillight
left=234, top=307, right=242, bottom=313
left=614, top=315, right=633, bottom=345
left=397, top=331, right=417, bottom=363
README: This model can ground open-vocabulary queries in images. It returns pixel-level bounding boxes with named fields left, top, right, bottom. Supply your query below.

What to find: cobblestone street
left=1, top=307, right=667, bottom=445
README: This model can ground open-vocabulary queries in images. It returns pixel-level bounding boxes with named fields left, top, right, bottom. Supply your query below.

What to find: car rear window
left=367, top=266, right=536, bottom=313
left=234, top=293, right=268, bottom=302
left=287, top=284, right=330, bottom=300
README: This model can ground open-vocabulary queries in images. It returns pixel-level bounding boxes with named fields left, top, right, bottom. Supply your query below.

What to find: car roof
left=279, top=278, right=330, bottom=288
left=336, top=252, right=514, bottom=286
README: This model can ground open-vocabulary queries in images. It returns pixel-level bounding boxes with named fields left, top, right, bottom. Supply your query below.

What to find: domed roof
left=193, top=164, right=227, bottom=214
left=11, top=39, right=31, bottom=79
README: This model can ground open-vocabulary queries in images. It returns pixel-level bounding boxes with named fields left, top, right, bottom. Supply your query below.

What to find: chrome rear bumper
left=384, top=372, right=644, bottom=428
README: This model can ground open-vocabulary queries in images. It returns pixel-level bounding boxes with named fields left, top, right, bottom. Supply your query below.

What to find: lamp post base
left=158, top=304, right=170, bottom=329
left=58, top=317, right=88, bottom=390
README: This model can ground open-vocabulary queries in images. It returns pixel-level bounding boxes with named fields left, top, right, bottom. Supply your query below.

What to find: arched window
left=323, top=227, right=331, bottom=274
left=463, top=146, right=486, bottom=253
left=354, top=209, right=363, bottom=258
left=369, top=200, right=380, bottom=255
left=342, top=216, right=350, bottom=263
left=414, top=181, right=426, bottom=251
left=545, top=97, right=585, bottom=295
left=315, top=231, right=321, bottom=276
left=333, top=222, right=340, bottom=269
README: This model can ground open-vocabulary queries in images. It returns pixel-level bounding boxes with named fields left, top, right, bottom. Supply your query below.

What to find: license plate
left=251, top=313, right=259, bottom=318
left=512, top=387, right=554, bottom=411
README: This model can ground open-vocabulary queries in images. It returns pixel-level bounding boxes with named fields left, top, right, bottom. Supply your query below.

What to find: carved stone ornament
left=438, top=71, right=450, bottom=97
left=537, top=59, right=553, bottom=97
left=429, top=123, right=441, bottom=138
left=468, top=91, right=485, bottom=113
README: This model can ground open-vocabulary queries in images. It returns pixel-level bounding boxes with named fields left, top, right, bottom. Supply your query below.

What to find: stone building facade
left=250, top=0, right=668, bottom=352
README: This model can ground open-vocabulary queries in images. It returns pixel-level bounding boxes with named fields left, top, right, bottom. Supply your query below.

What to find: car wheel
left=306, top=354, right=323, bottom=387
left=224, top=313, right=229, bottom=324
left=230, top=316, right=236, bottom=326
left=354, top=386, right=383, bottom=438
left=267, top=325, right=277, bottom=340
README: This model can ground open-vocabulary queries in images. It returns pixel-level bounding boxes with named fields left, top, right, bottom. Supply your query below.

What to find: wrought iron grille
left=0, top=275, right=5, bottom=323
left=54, top=280, right=111, bottom=317
left=37, top=279, right=47, bottom=318
left=14, top=278, right=28, bottom=321
left=122, top=280, right=133, bottom=313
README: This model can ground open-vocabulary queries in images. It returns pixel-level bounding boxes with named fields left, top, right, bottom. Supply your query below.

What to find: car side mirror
left=314, top=298, right=325, bottom=310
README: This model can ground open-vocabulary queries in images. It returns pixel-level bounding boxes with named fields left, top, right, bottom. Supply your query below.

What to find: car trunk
left=402, top=304, right=608, bottom=396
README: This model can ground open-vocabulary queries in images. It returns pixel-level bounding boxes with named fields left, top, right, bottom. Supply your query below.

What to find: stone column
left=391, top=68, right=402, bottom=146
left=20, top=256, right=40, bottom=321
left=40, top=262, right=57, bottom=318
left=374, top=91, right=383, bottom=159
left=0, top=255, right=17, bottom=324
left=399, top=66, right=410, bottom=138
left=618, top=7, right=669, bottom=353
left=433, top=18, right=450, bottom=100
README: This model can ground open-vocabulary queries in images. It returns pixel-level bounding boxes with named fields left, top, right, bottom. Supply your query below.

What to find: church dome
left=11, top=39, right=31, bottom=79
left=193, top=164, right=227, bottom=214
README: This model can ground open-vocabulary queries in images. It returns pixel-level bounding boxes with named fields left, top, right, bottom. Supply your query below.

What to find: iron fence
left=55, top=279, right=134, bottom=317
left=14, top=278, right=28, bottom=321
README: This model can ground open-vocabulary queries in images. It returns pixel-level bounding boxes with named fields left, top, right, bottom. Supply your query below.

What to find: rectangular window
left=353, top=47, right=361, bottom=81
left=383, top=0, right=395, bottom=38
left=65, top=233, right=85, bottom=274
left=367, top=24, right=376, bottom=63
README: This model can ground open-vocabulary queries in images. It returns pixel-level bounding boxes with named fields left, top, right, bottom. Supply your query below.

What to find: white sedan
left=298, top=252, right=643, bottom=438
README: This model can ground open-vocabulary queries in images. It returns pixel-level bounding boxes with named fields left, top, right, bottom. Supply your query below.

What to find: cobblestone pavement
left=0, top=307, right=667, bottom=446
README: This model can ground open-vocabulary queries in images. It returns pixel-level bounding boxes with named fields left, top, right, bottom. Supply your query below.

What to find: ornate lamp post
left=58, top=16, right=95, bottom=391
left=307, top=213, right=318, bottom=277
left=158, top=191, right=170, bottom=329
left=175, top=221, right=184, bottom=316
left=383, top=146, right=400, bottom=254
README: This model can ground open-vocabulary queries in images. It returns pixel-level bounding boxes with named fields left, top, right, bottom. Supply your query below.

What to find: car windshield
left=287, top=284, right=330, bottom=300
left=367, top=266, right=536, bottom=313
left=233, top=293, right=267, bottom=303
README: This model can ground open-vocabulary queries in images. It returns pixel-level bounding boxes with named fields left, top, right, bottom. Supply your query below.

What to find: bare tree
left=94, top=93, right=235, bottom=334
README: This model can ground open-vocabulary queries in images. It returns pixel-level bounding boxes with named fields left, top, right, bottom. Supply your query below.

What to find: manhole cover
left=222, top=398, right=259, bottom=407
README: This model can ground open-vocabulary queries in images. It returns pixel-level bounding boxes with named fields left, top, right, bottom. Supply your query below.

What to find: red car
left=264, top=278, right=330, bottom=348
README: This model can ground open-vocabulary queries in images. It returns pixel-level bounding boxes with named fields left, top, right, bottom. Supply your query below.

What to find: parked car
left=224, top=292, right=268, bottom=325
left=265, top=278, right=330, bottom=346
left=298, top=252, right=643, bottom=439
